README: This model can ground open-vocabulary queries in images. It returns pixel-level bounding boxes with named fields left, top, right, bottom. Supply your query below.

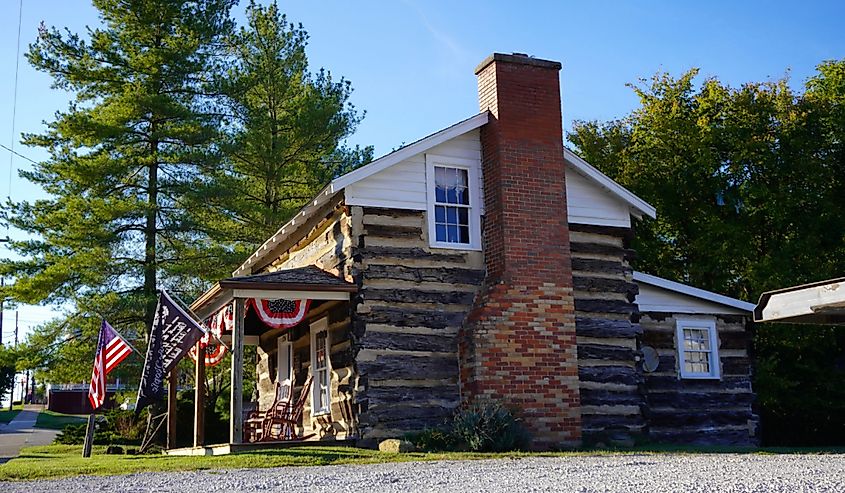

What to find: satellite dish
left=642, top=346, right=659, bottom=373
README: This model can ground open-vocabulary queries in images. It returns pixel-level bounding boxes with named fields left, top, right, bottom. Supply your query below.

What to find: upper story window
left=425, top=155, right=481, bottom=250
left=675, top=317, right=720, bottom=379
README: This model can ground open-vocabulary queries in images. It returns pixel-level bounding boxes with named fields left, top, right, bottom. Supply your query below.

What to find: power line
left=0, top=143, right=38, bottom=166
left=9, top=0, right=24, bottom=200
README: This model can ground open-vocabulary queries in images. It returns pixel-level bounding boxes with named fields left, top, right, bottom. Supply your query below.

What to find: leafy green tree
left=195, top=0, right=370, bottom=249
left=569, top=61, right=845, bottom=445
left=0, top=0, right=237, bottom=352
left=0, top=345, right=17, bottom=406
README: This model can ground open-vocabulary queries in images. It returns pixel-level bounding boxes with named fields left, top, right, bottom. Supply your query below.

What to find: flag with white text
left=135, top=290, right=206, bottom=413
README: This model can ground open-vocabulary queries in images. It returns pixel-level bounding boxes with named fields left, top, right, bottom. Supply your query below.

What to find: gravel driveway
left=4, top=454, right=844, bottom=492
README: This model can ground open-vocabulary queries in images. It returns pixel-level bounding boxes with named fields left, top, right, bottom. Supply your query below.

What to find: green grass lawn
left=2, top=443, right=843, bottom=482
left=0, top=444, right=531, bottom=481
left=0, top=403, right=23, bottom=424
left=34, top=410, right=88, bottom=430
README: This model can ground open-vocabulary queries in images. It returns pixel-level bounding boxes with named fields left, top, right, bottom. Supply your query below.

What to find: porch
left=173, top=266, right=357, bottom=454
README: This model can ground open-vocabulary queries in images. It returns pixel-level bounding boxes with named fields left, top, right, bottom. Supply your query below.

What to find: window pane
left=456, top=168, right=467, bottom=187
left=446, top=186, right=457, bottom=203
left=446, top=206, right=457, bottom=224
left=435, top=184, right=447, bottom=203
left=447, top=225, right=459, bottom=243
left=458, top=207, right=469, bottom=225
left=456, top=186, right=468, bottom=205
left=435, top=166, right=446, bottom=187
left=436, top=224, right=447, bottom=242
left=459, top=225, right=470, bottom=243
left=435, top=205, right=446, bottom=223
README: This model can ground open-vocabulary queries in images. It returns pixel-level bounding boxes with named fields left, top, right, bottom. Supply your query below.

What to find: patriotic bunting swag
left=88, top=320, right=134, bottom=410
left=249, top=298, right=311, bottom=329
left=188, top=304, right=233, bottom=367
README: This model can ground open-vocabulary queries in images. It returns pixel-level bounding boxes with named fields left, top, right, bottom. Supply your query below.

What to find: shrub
left=406, top=401, right=529, bottom=453
left=451, top=401, right=529, bottom=452
left=404, top=428, right=457, bottom=452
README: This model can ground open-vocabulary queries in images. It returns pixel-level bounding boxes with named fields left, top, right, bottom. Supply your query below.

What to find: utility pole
left=1, top=277, right=4, bottom=346
left=14, top=310, right=18, bottom=346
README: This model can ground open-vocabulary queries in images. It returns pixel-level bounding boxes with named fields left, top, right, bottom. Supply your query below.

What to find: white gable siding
left=344, top=129, right=634, bottom=227
left=345, top=130, right=483, bottom=210
left=565, top=168, right=632, bottom=228
left=636, top=283, right=749, bottom=315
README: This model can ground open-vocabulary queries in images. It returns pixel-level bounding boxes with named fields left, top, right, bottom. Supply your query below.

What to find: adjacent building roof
left=234, top=113, right=655, bottom=276
left=634, top=271, right=755, bottom=314
left=754, top=277, right=845, bottom=325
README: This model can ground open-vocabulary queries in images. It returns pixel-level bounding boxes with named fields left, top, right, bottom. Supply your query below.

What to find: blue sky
left=0, top=0, right=844, bottom=340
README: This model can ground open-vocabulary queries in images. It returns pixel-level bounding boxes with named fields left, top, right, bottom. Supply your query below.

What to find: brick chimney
left=460, top=53, right=581, bottom=448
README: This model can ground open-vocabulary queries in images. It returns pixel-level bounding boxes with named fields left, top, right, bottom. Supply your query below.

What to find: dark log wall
left=640, top=313, right=759, bottom=445
left=569, top=223, right=645, bottom=445
left=349, top=206, right=484, bottom=441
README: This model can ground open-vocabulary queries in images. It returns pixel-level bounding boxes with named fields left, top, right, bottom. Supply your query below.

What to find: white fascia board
left=564, top=149, right=657, bottom=220
left=233, top=185, right=337, bottom=276
left=633, top=271, right=755, bottom=312
left=330, top=112, right=489, bottom=192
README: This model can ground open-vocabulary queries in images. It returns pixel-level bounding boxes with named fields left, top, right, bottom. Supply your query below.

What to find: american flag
left=88, top=320, right=133, bottom=410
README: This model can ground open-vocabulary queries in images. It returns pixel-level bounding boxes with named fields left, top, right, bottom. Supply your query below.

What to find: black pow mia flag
left=135, top=290, right=206, bottom=414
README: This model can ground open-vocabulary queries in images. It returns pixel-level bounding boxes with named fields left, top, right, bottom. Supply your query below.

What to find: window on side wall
left=675, top=317, right=720, bottom=379
left=425, top=155, right=481, bottom=250
left=310, top=318, right=331, bottom=416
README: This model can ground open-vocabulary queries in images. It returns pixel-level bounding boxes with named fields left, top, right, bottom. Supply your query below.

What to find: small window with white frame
left=675, top=317, right=720, bottom=379
left=425, top=155, right=481, bottom=250
left=310, top=318, right=331, bottom=416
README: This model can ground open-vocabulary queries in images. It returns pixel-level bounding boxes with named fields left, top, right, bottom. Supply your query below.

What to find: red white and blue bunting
left=188, top=304, right=233, bottom=367
left=249, top=298, right=311, bottom=329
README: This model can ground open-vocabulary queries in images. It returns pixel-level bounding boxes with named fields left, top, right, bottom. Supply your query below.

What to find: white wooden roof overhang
left=634, top=271, right=755, bottom=315
left=754, top=277, right=845, bottom=325
left=190, top=266, right=357, bottom=321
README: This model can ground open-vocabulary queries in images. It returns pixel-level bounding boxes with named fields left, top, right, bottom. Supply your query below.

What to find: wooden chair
left=244, top=379, right=292, bottom=443
left=262, top=375, right=312, bottom=441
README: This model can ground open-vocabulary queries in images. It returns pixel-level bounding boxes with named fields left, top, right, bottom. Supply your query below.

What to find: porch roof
left=191, top=266, right=356, bottom=320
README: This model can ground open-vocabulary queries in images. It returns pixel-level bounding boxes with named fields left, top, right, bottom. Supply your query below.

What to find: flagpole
left=82, top=413, right=95, bottom=458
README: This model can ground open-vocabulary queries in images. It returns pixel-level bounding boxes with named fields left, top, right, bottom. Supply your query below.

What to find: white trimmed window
left=675, top=317, right=720, bottom=379
left=425, top=155, right=481, bottom=250
left=310, top=318, right=331, bottom=415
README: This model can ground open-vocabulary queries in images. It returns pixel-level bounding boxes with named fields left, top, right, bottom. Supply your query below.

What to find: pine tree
left=195, top=0, right=370, bottom=249
left=1, top=0, right=237, bottom=342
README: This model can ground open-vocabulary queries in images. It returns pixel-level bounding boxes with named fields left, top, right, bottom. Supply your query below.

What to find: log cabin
left=188, top=52, right=759, bottom=451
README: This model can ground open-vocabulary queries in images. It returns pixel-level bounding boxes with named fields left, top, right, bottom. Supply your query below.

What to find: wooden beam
left=230, top=298, right=245, bottom=444
left=231, top=288, right=350, bottom=301
left=194, top=342, right=206, bottom=447
left=167, top=370, right=177, bottom=449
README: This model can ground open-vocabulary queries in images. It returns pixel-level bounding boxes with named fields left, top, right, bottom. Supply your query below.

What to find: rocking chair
left=244, top=379, right=292, bottom=443
left=262, top=375, right=312, bottom=441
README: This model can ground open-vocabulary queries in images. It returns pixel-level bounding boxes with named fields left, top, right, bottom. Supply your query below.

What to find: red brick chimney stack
left=461, top=53, right=581, bottom=448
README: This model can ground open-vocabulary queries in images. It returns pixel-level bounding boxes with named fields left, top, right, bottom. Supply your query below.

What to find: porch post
left=194, top=341, right=205, bottom=447
left=230, top=298, right=245, bottom=444
left=166, top=370, right=177, bottom=449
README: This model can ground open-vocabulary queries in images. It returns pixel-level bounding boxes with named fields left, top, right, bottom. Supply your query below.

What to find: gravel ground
left=4, top=454, right=845, bottom=492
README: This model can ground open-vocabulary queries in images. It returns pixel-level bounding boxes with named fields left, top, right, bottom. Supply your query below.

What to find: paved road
left=0, top=405, right=58, bottom=463
left=3, top=453, right=844, bottom=492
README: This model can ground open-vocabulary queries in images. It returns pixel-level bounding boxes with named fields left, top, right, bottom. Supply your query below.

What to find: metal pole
left=82, top=414, right=95, bottom=458
left=1, top=278, right=4, bottom=346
